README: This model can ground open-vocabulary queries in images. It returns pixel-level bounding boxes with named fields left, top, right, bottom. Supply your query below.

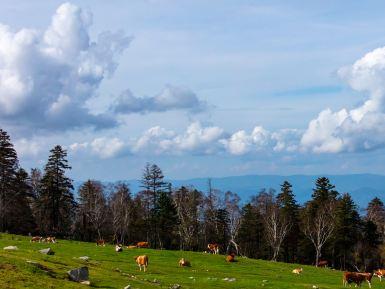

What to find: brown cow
left=135, top=255, right=149, bottom=272
left=317, top=260, right=328, bottom=268
left=137, top=241, right=149, bottom=248
left=30, top=236, right=43, bottom=243
left=343, top=272, right=373, bottom=288
left=207, top=243, right=220, bottom=254
left=96, top=239, right=106, bottom=246
left=179, top=258, right=191, bottom=267
left=226, top=253, right=235, bottom=263
left=374, top=269, right=385, bottom=282
left=292, top=268, right=303, bottom=274
left=127, top=245, right=137, bottom=249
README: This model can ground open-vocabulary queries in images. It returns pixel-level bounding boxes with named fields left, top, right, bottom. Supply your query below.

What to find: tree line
left=1, top=128, right=385, bottom=271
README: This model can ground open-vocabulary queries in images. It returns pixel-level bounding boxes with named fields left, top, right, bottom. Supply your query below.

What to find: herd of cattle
left=29, top=237, right=385, bottom=287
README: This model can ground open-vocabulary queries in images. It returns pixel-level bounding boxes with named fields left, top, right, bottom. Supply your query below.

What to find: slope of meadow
left=0, top=234, right=371, bottom=289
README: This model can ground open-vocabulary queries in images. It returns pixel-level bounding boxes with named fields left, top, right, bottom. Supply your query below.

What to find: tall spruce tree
left=332, top=193, right=360, bottom=270
left=39, top=145, right=75, bottom=236
left=277, top=181, right=300, bottom=262
left=0, top=129, right=19, bottom=232
left=140, top=163, right=168, bottom=248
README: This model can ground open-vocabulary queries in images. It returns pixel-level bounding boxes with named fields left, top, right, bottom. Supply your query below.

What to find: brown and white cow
left=96, top=239, right=106, bottom=246
left=134, top=255, right=149, bottom=272
left=343, top=272, right=373, bottom=288
left=115, top=244, right=123, bottom=252
left=207, top=243, right=220, bottom=254
left=136, top=241, right=149, bottom=248
left=44, top=236, right=56, bottom=243
left=374, top=269, right=385, bottom=282
left=226, top=253, right=236, bottom=263
left=30, top=236, right=43, bottom=243
left=127, top=245, right=137, bottom=249
left=179, top=258, right=191, bottom=267
left=292, top=268, right=303, bottom=274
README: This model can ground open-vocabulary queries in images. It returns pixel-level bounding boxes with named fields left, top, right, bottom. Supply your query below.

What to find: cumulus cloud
left=0, top=2, right=131, bottom=131
left=112, top=85, right=208, bottom=114
left=221, top=126, right=270, bottom=155
left=132, top=122, right=224, bottom=155
left=301, top=46, right=385, bottom=153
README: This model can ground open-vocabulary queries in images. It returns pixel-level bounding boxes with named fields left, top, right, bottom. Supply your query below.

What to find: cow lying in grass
left=30, top=236, right=43, bottom=243
left=292, top=268, right=303, bottom=274
left=135, top=255, right=149, bottom=272
left=226, top=253, right=236, bottom=263
left=136, top=242, right=149, bottom=248
left=179, top=258, right=191, bottom=267
left=96, top=239, right=106, bottom=246
left=343, top=272, right=373, bottom=288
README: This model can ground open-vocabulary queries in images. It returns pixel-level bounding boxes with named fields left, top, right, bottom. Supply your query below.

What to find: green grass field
left=0, top=233, right=375, bottom=289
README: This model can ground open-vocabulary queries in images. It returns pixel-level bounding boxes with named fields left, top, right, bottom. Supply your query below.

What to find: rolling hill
left=0, top=233, right=365, bottom=289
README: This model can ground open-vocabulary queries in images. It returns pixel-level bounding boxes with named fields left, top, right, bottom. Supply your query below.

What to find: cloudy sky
left=2, top=0, right=385, bottom=180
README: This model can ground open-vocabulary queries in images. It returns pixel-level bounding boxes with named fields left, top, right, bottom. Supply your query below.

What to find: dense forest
left=1, top=128, right=384, bottom=271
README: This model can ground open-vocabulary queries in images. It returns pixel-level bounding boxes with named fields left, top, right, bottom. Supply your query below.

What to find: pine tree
left=312, top=177, right=338, bottom=204
left=332, top=193, right=360, bottom=269
left=140, top=163, right=168, bottom=248
left=0, top=129, right=19, bottom=232
left=277, top=181, right=300, bottom=262
left=39, top=145, right=75, bottom=236
left=156, top=184, right=178, bottom=249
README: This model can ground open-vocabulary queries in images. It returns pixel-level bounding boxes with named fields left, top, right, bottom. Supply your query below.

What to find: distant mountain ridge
left=75, top=174, right=385, bottom=208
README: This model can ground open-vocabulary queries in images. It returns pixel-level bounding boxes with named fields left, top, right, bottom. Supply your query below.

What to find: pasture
left=0, top=233, right=374, bottom=288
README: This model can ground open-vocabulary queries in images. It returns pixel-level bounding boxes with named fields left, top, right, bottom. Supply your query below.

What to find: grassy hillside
left=0, top=233, right=374, bottom=289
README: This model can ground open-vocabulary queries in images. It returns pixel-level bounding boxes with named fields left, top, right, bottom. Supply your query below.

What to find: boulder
left=3, top=246, right=18, bottom=250
left=68, top=266, right=89, bottom=283
left=39, top=248, right=54, bottom=255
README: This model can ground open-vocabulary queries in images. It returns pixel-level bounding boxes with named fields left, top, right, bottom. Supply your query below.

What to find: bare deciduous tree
left=110, top=183, right=132, bottom=244
left=174, top=186, right=202, bottom=250
left=263, top=201, right=292, bottom=261
left=303, top=202, right=335, bottom=266
left=225, top=191, right=242, bottom=255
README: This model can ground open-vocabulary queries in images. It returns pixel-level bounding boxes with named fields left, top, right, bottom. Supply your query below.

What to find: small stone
left=3, top=246, right=18, bottom=250
left=68, top=266, right=89, bottom=283
left=78, top=256, right=90, bottom=261
left=124, top=285, right=131, bottom=289
left=39, top=248, right=54, bottom=255
left=170, top=284, right=181, bottom=289
left=80, top=280, right=91, bottom=285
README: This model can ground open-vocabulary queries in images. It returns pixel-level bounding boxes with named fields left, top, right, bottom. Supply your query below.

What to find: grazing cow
left=317, top=260, right=328, bottom=268
left=343, top=272, right=373, bottom=288
left=44, top=236, right=56, bottom=243
left=96, top=239, right=106, bottom=246
left=134, top=255, right=149, bottom=272
left=30, top=236, right=43, bottom=243
left=207, top=243, right=220, bottom=254
left=226, top=253, right=236, bottom=263
left=127, top=245, right=137, bottom=249
left=179, top=258, right=191, bottom=267
left=115, top=244, right=123, bottom=252
left=374, top=269, right=385, bottom=282
left=136, top=242, right=149, bottom=248
left=292, top=268, right=303, bottom=274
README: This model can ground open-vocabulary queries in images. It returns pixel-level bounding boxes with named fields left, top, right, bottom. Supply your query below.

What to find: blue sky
left=2, top=1, right=385, bottom=180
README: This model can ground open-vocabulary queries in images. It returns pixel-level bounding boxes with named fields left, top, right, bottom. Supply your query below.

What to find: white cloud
left=301, top=46, right=385, bottom=153
left=0, top=2, right=131, bottom=131
left=221, top=126, right=270, bottom=155
left=90, top=137, right=125, bottom=159
left=13, top=138, right=42, bottom=158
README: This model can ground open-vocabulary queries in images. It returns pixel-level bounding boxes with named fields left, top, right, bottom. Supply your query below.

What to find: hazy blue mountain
left=74, top=174, right=385, bottom=209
